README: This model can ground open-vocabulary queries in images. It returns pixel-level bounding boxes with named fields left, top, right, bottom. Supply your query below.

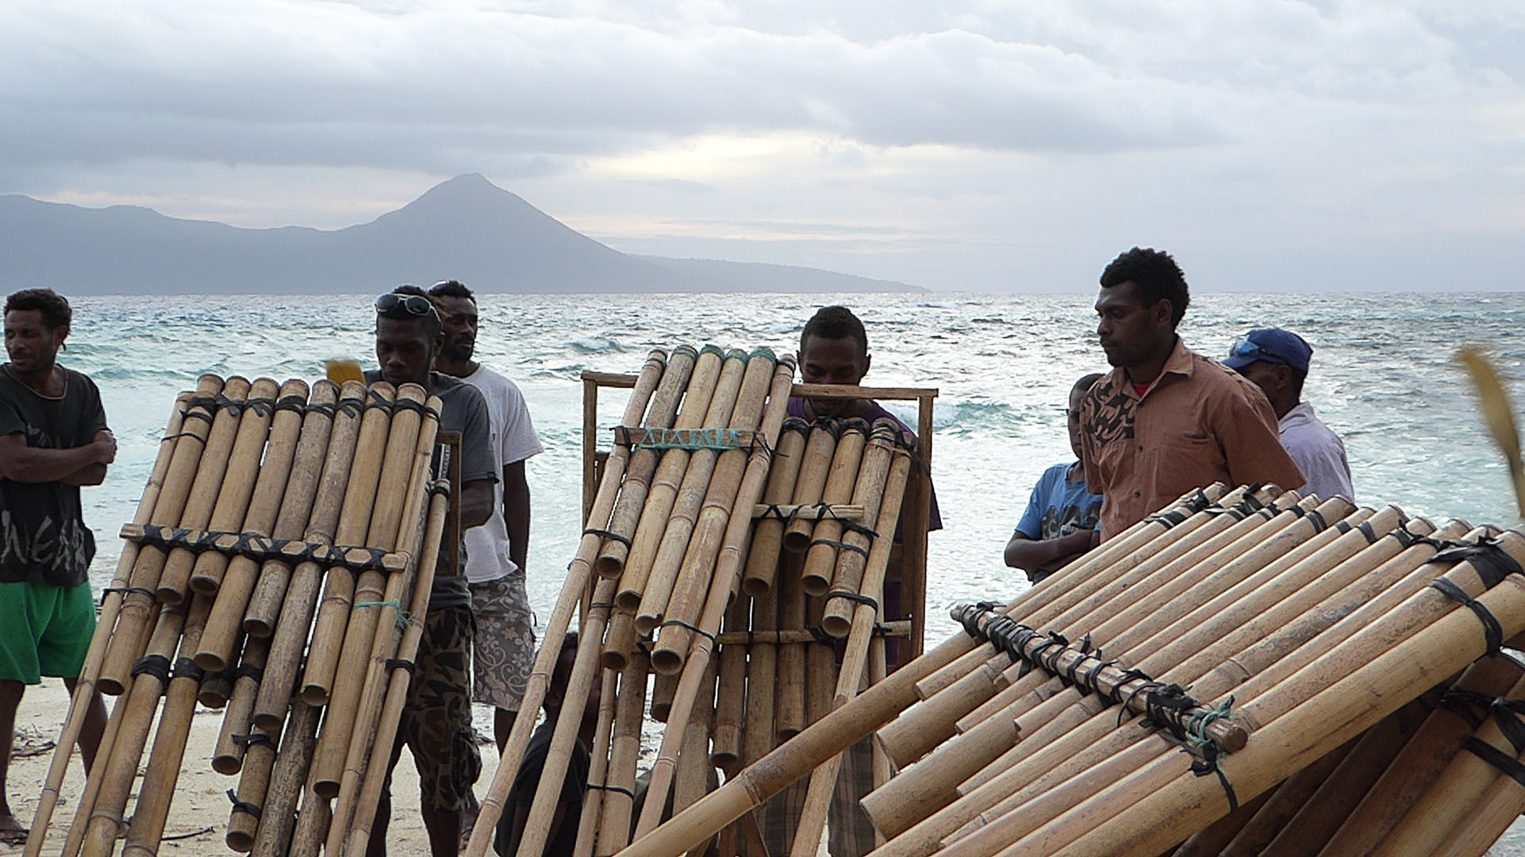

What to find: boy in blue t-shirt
left=1005, top=374, right=1106, bottom=583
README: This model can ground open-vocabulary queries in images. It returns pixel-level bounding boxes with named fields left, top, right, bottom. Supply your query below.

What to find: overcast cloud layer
left=3, top=0, right=1522, bottom=291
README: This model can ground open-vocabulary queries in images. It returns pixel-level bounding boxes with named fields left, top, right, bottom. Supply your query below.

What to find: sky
left=3, top=0, right=1523, bottom=292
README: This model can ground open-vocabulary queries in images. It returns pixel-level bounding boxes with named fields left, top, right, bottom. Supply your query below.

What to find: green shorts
left=0, top=579, right=97, bottom=684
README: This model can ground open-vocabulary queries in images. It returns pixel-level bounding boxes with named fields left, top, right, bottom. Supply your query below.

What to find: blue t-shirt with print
left=1015, top=461, right=1102, bottom=541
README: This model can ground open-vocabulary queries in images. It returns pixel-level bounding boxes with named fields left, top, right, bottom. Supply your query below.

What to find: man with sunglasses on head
left=1079, top=248, right=1304, bottom=540
left=367, top=285, right=497, bottom=857
left=1224, top=327, right=1353, bottom=502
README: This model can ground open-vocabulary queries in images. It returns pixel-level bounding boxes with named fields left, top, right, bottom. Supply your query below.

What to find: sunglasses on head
left=375, top=293, right=439, bottom=321
left=1228, top=337, right=1275, bottom=362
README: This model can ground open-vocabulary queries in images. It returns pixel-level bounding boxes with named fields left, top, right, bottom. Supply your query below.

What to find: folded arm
left=0, top=430, right=115, bottom=484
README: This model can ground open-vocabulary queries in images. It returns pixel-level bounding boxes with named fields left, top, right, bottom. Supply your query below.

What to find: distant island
left=0, top=174, right=923, bottom=294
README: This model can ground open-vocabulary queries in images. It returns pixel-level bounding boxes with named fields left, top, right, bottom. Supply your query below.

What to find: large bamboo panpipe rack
left=25, top=374, right=459, bottom=857
left=460, top=349, right=939, bottom=857
left=615, top=482, right=1525, bottom=857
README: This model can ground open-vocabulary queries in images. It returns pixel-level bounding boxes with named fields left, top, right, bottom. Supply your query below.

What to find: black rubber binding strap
left=131, top=654, right=172, bottom=684
left=393, top=396, right=440, bottom=421
left=807, top=626, right=834, bottom=646
left=841, top=519, right=880, bottom=541
left=231, top=731, right=275, bottom=749
left=584, top=527, right=632, bottom=548
left=1147, top=508, right=1190, bottom=528
left=1189, top=742, right=1239, bottom=811
left=811, top=538, right=869, bottom=558
left=215, top=393, right=245, bottom=417
left=179, top=409, right=215, bottom=426
left=236, top=663, right=265, bottom=683
left=304, top=400, right=337, bottom=419
left=757, top=504, right=791, bottom=521
left=338, top=397, right=365, bottom=418
left=827, top=590, right=879, bottom=611
left=1357, top=521, right=1380, bottom=544
left=1464, top=697, right=1525, bottom=787
left=243, top=396, right=275, bottom=417
left=1304, top=508, right=1328, bottom=532
left=587, top=783, right=636, bottom=798
left=172, top=656, right=205, bottom=683
left=385, top=657, right=416, bottom=674
left=1438, top=688, right=1498, bottom=731
left=365, top=388, right=393, bottom=411
left=226, top=789, right=263, bottom=819
left=1433, top=539, right=1524, bottom=589
left=1389, top=527, right=1416, bottom=549
left=1334, top=520, right=1352, bottom=535
left=274, top=394, right=309, bottom=415
left=659, top=618, right=716, bottom=643
left=186, top=394, right=217, bottom=412
left=1429, top=578, right=1505, bottom=655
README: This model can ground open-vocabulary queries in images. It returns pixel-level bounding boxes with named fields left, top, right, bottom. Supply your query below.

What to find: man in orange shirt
left=1079, top=248, right=1304, bottom=540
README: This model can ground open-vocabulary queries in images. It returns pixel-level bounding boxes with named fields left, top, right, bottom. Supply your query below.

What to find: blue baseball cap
left=1224, top=328, right=1312, bottom=373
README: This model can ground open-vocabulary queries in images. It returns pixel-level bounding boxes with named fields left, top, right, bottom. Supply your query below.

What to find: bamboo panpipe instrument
left=1430, top=743, right=1525, bottom=857
left=673, top=659, right=719, bottom=824
left=575, top=664, right=621, bottom=857
left=212, top=635, right=271, bottom=774
left=634, top=348, right=753, bottom=635
left=981, top=533, right=1525, bottom=857
left=198, top=656, right=237, bottom=708
left=615, top=346, right=725, bottom=609
left=226, top=717, right=279, bottom=851
left=336, top=479, right=449, bottom=857
left=119, top=596, right=218, bottom=857
left=776, top=548, right=809, bottom=740
left=781, top=420, right=846, bottom=553
left=608, top=489, right=1230, bottom=857
left=737, top=590, right=778, bottom=772
left=1315, top=653, right=1525, bottom=857
left=598, top=653, right=652, bottom=857
left=26, top=394, right=190, bottom=857
left=252, top=380, right=366, bottom=731
left=799, top=417, right=870, bottom=596
left=651, top=667, right=678, bottom=722
left=710, top=595, right=750, bottom=773
left=243, top=379, right=347, bottom=637
left=155, top=376, right=257, bottom=603
left=741, top=416, right=810, bottom=597
left=651, top=349, right=780, bottom=672
left=717, top=623, right=910, bottom=646
left=823, top=423, right=907, bottom=637
left=806, top=593, right=837, bottom=726
left=299, top=382, right=396, bottom=705
left=466, top=351, right=667, bottom=857
left=597, top=345, right=699, bottom=579
left=311, top=382, right=432, bottom=799
left=252, top=700, right=322, bottom=857
left=197, top=379, right=327, bottom=670
left=98, top=374, right=225, bottom=695
left=1193, top=732, right=1359, bottom=857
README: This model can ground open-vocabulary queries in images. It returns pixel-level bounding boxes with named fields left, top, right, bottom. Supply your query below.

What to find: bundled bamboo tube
left=598, top=653, right=651, bottom=857
left=198, top=656, right=237, bottom=708
left=98, top=374, right=225, bottom=695
left=1316, top=653, right=1525, bottom=857
left=26, top=393, right=189, bottom=857
left=782, top=421, right=846, bottom=553
left=226, top=717, right=280, bottom=852
left=634, top=349, right=752, bottom=635
left=1431, top=749, right=1525, bottom=857
left=710, top=596, right=750, bottom=773
left=212, top=635, right=271, bottom=774
left=596, top=345, right=699, bottom=579
left=252, top=380, right=366, bottom=731
left=823, top=421, right=904, bottom=636
left=155, top=376, right=256, bottom=603
left=651, top=350, right=779, bottom=672
left=799, top=418, right=871, bottom=596
left=242, top=379, right=345, bottom=637
left=738, top=590, right=778, bottom=771
left=673, top=659, right=719, bottom=821
left=299, top=382, right=396, bottom=705
left=741, top=417, right=810, bottom=597
left=310, top=382, right=430, bottom=798
left=195, top=379, right=319, bottom=670
left=776, top=549, right=808, bottom=740
left=252, top=700, right=322, bottom=857
left=614, top=346, right=725, bottom=609
left=652, top=668, right=678, bottom=722
left=1194, top=734, right=1358, bottom=857
left=575, top=664, right=621, bottom=857
left=467, top=352, right=667, bottom=857
left=806, top=594, right=837, bottom=725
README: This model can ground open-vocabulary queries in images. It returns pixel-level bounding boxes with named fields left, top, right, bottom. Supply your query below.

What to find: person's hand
left=93, top=430, right=117, bottom=465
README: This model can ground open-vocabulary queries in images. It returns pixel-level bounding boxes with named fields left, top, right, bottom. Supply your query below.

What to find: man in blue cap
left=1224, top=327, right=1354, bottom=502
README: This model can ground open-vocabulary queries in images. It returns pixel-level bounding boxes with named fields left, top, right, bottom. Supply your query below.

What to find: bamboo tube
left=1168, top=790, right=1273, bottom=857
left=513, top=577, right=620, bottom=857
left=1259, top=695, right=1434, bottom=856
left=255, top=701, right=323, bottom=857
left=823, top=421, right=902, bottom=636
left=242, top=380, right=343, bottom=636
left=651, top=349, right=779, bottom=671
left=615, top=346, right=726, bottom=609
left=993, top=537, right=1525, bottom=857
left=1429, top=748, right=1525, bottom=857
left=467, top=354, right=666, bottom=857
left=1196, top=734, right=1358, bottom=857
left=252, top=380, right=366, bottom=731
left=739, top=589, right=779, bottom=771
left=596, top=345, right=698, bottom=578
left=1317, top=653, right=1525, bottom=857
left=1372, top=671, right=1525, bottom=856
left=598, top=653, right=651, bottom=857
left=156, top=376, right=257, bottom=603
left=311, top=382, right=428, bottom=798
left=199, top=657, right=237, bottom=708
left=575, top=665, right=621, bottom=857
left=98, top=374, right=225, bottom=695
left=741, top=417, right=810, bottom=598
left=652, top=668, right=679, bottom=723
left=213, top=635, right=271, bottom=774
left=188, top=377, right=288, bottom=596
left=675, top=659, right=719, bottom=818
left=226, top=722, right=280, bottom=851
left=26, top=393, right=189, bottom=857
left=300, top=381, right=396, bottom=705
left=602, top=608, right=640, bottom=672
left=776, top=549, right=808, bottom=740
left=799, top=418, right=871, bottom=596
left=710, top=595, right=751, bottom=774
left=782, top=421, right=846, bottom=553
left=634, top=349, right=752, bottom=635
left=806, top=595, right=836, bottom=726
left=120, top=595, right=216, bottom=857
left=337, top=479, right=449, bottom=856
left=79, top=602, right=190, bottom=857
left=196, top=379, right=314, bottom=668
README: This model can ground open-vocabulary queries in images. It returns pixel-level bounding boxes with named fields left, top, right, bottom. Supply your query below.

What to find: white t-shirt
left=460, top=364, right=543, bottom=583
left=1279, top=401, right=1354, bottom=503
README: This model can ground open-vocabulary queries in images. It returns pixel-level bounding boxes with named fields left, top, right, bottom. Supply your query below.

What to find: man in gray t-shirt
left=366, top=286, right=497, bottom=857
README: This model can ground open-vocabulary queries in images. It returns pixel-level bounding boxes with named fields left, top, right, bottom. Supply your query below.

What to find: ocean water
left=62, top=290, right=1525, bottom=648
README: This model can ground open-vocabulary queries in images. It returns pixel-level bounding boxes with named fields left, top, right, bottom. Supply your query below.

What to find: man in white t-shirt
left=428, top=280, right=544, bottom=754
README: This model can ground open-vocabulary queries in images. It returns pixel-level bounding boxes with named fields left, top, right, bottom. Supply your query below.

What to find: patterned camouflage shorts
left=468, top=573, right=535, bottom=712
left=399, top=602, right=482, bottom=812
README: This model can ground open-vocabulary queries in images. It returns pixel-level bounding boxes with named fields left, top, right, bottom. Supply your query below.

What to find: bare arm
left=0, top=430, right=114, bottom=484
left=502, top=460, right=531, bottom=573
left=460, top=478, right=494, bottom=531
left=1004, top=529, right=1098, bottom=581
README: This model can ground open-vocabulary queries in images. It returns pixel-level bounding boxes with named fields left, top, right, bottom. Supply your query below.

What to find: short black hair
left=428, top=279, right=475, bottom=301
left=1071, top=373, right=1105, bottom=398
left=1099, top=248, right=1190, bottom=328
left=800, top=305, right=868, bottom=356
left=1288, top=367, right=1307, bottom=399
left=378, top=285, right=441, bottom=340
left=5, top=288, right=72, bottom=330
